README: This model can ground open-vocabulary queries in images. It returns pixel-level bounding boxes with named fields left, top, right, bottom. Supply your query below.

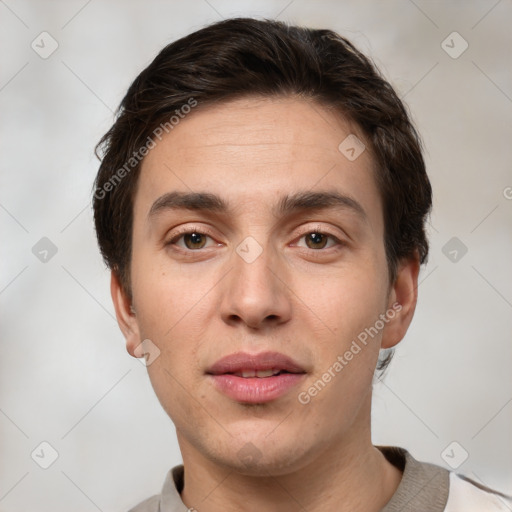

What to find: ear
left=110, top=271, right=141, bottom=358
left=380, top=254, right=420, bottom=349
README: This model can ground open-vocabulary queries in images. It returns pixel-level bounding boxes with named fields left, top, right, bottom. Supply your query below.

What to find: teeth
left=234, top=369, right=283, bottom=378
left=255, top=369, right=274, bottom=378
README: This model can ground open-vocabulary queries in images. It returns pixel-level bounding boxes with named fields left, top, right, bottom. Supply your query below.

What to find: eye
left=295, top=230, right=342, bottom=250
left=167, top=228, right=218, bottom=250
left=166, top=227, right=343, bottom=252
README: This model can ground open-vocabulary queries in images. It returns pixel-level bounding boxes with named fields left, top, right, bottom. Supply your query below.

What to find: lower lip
left=208, top=373, right=305, bottom=403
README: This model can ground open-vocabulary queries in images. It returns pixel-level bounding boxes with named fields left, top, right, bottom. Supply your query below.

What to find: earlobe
left=110, top=271, right=141, bottom=357
left=381, top=255, right=420, bottom=349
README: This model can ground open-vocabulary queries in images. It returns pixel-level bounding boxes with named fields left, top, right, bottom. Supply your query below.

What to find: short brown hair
left=93, top=17, right=432, bottom=373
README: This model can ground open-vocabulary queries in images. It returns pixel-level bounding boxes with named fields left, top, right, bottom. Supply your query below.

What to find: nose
left=220, top=240, right=292, bottom=330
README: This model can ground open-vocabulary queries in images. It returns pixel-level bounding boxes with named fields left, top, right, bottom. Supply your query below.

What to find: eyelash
left=166, top=225, right=344, bottom=253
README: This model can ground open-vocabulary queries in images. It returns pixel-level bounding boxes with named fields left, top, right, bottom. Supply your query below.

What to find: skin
left=111, top=96, right=420, bottom=511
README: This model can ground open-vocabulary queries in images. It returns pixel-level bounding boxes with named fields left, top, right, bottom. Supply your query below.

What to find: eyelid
left=290, top=228, right=344, bottom=252
left=165, top=225, right=220, bottom=248
left=292, top=223, right=346, bottom=243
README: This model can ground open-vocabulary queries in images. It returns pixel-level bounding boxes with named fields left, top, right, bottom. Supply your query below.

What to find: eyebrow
left=148, top=190, right=367, bottom=221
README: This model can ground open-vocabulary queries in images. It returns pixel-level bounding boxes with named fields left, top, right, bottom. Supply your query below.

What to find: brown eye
left=297, top=230, right=343, bottom=251
left=168, top=229, right=217, bottom=251
left=304, top=232, right=329, bottom=250
left=182, top=232, right=207, bottom=249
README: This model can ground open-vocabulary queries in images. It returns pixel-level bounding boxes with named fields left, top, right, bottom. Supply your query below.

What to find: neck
left=178, top=393, right=402, bottom=512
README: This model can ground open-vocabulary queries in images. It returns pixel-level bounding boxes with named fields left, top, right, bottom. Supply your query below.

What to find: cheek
left=297, top=275, right=385, bottom=421
left=131, top=245, right=217, bottom=337
left=306, top=260, right=388, bottom=342
left=296, top=260, right=389, bottom=407
left=130, top=247, right=225, bottom=370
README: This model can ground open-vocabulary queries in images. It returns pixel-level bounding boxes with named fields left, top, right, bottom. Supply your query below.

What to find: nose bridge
left=220, top=235, right=291, bottom=328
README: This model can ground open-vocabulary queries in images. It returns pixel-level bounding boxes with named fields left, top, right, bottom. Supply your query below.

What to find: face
left=112, top=96, right=418, bottom=476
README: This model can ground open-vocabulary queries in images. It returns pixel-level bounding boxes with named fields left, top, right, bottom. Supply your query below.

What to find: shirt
left=128, top=445, right=512, bottom=511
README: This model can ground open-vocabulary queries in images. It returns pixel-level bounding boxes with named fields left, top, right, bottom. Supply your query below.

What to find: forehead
left=135, top=96, right=382, bottom=228
left=157, top=96, right=369, bottom=166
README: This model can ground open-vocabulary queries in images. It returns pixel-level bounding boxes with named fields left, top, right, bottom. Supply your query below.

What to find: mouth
left=226, top=368, right=298, bottom=378
left=206, top=350, right=306, bottom=376
left=206, top=351, right=307, bottom=403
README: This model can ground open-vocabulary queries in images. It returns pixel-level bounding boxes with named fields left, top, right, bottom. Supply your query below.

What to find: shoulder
left=378, top=445, right=511, bottom=512
left=127, top=494, right=160, bottom=512
left=445, top=473, right=512, bottom=512
left=126, top=466, right=188, bottom=512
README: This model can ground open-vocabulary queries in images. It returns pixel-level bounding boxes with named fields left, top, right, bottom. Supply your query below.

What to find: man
left=93, top=17, right=511, bottom=512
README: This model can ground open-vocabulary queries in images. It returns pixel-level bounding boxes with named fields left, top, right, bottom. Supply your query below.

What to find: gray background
left=1, top=1, right=511, bottom=510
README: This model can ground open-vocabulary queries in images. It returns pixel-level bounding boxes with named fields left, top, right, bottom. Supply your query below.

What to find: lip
left=206, top=351, right=306, bottom=375
left=206, top=351, right=307, bottom=404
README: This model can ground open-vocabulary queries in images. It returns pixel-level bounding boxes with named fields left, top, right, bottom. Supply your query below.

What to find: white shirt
left=445, top=472, right=512, bottom=511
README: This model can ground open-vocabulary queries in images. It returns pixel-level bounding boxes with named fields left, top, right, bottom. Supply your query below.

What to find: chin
left=208, top=435, right=314, bottom=477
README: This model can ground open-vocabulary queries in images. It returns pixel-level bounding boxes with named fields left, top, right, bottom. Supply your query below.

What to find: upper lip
left=206, top=351, right=306, bottom=375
